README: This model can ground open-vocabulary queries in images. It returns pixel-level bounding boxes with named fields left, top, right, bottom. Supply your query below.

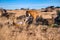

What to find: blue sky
left=0, top=0, right=60, bottom=9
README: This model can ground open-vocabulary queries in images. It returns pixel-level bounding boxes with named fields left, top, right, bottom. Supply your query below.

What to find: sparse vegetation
left=57, top=10, right=60, bottom=16
left=0, top=6, right=60, bottom=40
left=50, top=24, right=59, bottom=28
left=55, top=10, right=60, bottom=25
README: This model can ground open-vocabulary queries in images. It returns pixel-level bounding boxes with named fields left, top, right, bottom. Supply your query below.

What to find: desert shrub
left=54, top=10, right=60, bottom=25
left=46, top=6, right=54, bottom=9
left=21, top=8, right=29, bottom=10
left=15, top=9, right=19, bottom=10
left=55, top=6, right=60, bottom=8
left=49, top=6, right=54, bottom=9
left=57, top=10, right=60, bottom=16
left=50, top=24, right=59, bottom=28
left=31, top=9, right=36, bottom=10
